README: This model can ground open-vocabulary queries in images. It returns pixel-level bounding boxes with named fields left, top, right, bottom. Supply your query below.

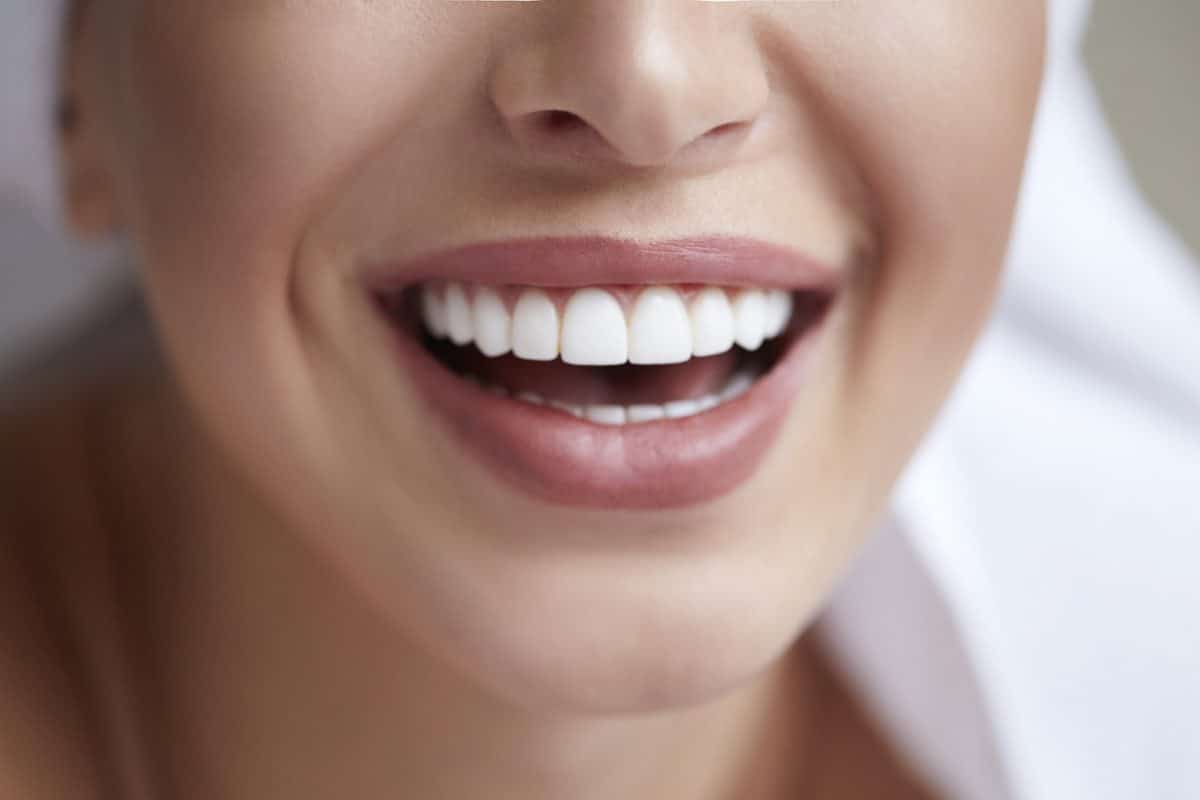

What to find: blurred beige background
left=1, top=1, right=1197, bottom=368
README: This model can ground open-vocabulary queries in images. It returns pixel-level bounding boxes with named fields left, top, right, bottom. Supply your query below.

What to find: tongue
left=444, top=347, right=742, bottom=406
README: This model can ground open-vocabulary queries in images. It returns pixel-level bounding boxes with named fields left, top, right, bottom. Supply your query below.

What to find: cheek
left=98, top=12, right=454, bottom=504
left=765, top=4, right=1045, bottom=525
left=106, top=9, right=478, bottom=455
left=114, top=10, right=455, bottom=305
left=828, top=3, right=1045, bottom=381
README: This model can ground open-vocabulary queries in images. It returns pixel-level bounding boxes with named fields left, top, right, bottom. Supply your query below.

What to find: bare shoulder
left=0, top=397, right=111, bottom=799
left=0, top=288, right=170, bottom=798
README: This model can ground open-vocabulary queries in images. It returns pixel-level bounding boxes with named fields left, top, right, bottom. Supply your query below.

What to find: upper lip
left=362, top=235, right=844, bottom=292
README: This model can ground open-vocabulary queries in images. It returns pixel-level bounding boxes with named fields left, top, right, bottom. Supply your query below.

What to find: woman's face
left=73, top=1, right=1045, bottom=712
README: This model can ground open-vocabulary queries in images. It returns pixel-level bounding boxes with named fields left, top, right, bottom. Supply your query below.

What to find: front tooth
left=690, top=288, right=736, bottom=357
left=561, top=289, right=628, bottom=366
left=444, top=283, right=474, bottom=346
left=763, top=291, right=794, bottom=339
left=586, top=405, right=628, bottom=426
left=472, top=288, right=511, bottom=357
left=628, top=287, right=692, bottom=365
left=733, top=289, right=766, bottom=351
left=421, top=286, right=449, bottom=339
left=512, top=290, right=559, bottom=361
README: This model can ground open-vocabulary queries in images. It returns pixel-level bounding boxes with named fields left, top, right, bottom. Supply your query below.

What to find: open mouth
left=364, top=236, right=843, bottom=510
left=377, top=283, right=832, bottom=425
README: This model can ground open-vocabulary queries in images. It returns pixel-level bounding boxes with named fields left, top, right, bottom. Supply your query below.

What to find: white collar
left=818, top=516, right=1013, bottom=800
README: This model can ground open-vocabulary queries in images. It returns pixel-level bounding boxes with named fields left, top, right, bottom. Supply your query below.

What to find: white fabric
left=819, top=519, right=1014, bottom=799
left=824, top=1, right=1200, bottom=798
left=3, top=1, right=1200, bottom=798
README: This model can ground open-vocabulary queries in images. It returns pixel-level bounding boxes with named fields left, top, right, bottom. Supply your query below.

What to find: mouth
left=365, top=236, right=841, bottom=510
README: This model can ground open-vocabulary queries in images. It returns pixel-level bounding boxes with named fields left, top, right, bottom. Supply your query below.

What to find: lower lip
left=379, top=303, right=833, bottom=511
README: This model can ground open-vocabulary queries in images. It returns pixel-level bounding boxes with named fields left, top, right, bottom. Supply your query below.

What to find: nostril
left=541, top=109, right=588, bottom=133
left=708, top=121, right=743, bottom=138
left=515, top=109, right=617, bottom=161
left=511, top=110, right=751, bottom=169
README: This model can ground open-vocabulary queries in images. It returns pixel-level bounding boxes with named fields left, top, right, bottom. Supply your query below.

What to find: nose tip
left=489, top=5, right=770, bottom=171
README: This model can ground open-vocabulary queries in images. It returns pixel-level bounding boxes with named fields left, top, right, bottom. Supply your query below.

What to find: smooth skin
left=1, top=1, right=1045, bottom=798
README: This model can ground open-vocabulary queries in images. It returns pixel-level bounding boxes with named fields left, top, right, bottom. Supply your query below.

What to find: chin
left=384, top=514, right=819, bottom=717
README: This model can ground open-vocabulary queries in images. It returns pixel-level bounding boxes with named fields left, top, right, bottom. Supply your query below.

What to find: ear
left=58, top=0, right=122, bottom=238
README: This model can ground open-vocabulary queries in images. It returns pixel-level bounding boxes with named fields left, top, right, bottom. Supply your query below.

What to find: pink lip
left=363, top=235, right=842, bottom=291
left=365, top=236, right=843, bottom=510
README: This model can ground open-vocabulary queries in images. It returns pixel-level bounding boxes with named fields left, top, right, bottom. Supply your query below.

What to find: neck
left=121, top=375, right=816, bottom=800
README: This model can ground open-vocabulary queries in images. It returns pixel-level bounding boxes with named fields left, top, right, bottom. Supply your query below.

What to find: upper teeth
left=419, top=284, right=794, bottom=366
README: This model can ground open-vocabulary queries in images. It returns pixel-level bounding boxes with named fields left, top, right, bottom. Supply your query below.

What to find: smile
left=365, top=236, right=843, bottom=510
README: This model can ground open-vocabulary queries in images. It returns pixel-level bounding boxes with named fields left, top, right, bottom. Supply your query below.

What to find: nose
left=489, top=0, right=771, bottom=172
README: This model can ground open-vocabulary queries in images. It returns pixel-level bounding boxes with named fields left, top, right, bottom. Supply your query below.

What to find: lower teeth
left=465, top=370, right=758, bottom=426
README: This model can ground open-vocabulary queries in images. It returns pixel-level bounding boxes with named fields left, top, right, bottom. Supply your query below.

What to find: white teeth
left=627, top=404, right=667, bottom=423
left=763, top=290, right=794, bottom=339
left=415, top=284, right=796, bottom=363
left=732, top=289, right=767, bottom=351
left=444, top=284, right=474, bottom=346
left=586, top=405, right=628, bottom=426
left=664, top=399, right=702, bottom=419
left=628, top=287, right=693, bottom=365
left=491, top=368, right=759, bottom=425
left=472, top=288, right=511, bottom=358
left=421, top=286, right=449, bottom=339
left=550, top=400, right=586, bottom=418
left=689, top=287, right=736, bottom=357
left=560, top=289, right=628, bottom=366
left=512, top=290, right=560, bottom=361
left=720, top=372, right=755, bottom=401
